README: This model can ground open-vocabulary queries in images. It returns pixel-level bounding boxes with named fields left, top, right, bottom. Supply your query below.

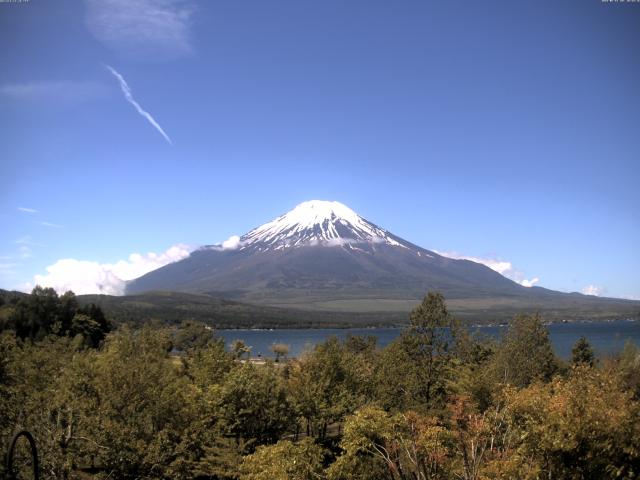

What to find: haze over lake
left=219, top=319, right=640, bottom=359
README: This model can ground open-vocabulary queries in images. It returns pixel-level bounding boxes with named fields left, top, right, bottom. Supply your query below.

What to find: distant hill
left=126, top=200, right=640, bottom=323
left=76, top=291, right=406, bottom=329
left=2, top=288, right=638, bottom=330
left=78, top=290, right=640, bottom=328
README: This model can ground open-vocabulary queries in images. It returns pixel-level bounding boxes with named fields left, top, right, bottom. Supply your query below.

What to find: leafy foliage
left=375, top=292, right=458, bottom=412
left=0, top=291, right=638, bottom=479
left=572, top=335, right=596, bottom=367
left=2, top=287, right=110, bottom=347
left=216, top=362, right=294, bottom=448
left=240, top=438, right=324, bottom=480
left=499, top=366, right=640, bottom=478
left=288, top=336, right=374, bottom=440
left=490, top=313, right=559, bottom=388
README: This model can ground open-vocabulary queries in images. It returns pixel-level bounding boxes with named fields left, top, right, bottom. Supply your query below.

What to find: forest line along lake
left=218, top=319, right=640, bottom=359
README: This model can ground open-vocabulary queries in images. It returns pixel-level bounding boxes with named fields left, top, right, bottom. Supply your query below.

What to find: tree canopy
left=2, top=286, right=110, bottom=347
left=1, top=291, right=638, bottom=479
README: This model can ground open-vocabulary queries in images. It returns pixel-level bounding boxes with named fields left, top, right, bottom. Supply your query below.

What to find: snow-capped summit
left=240, top=200, right=406, bottom=250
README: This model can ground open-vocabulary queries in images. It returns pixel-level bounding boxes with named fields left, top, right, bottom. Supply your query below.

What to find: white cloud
left=105, top=65, right=172, bottom=144
left=15, top=235, right=45, bottom=248
left=17, top=207, right=38, bottom=214
left=209, top=235, right=244, bottom=251
left=324, top=237, right=383, bottom=247
left=85, top=0, right=195, bottom=59
left=436, top=250, right=540, bottom=287
left=520, top=277, right=540, bottom=288
left=19, top=246, right=33, bottom=259
left=308, top=238, right=377, bottom=247
left=41, top=221, right=63, bottom=228
left=221, top=235, right=242, bottom=250
left=30, top=243, right=193, bottom=295
left=326, top=238, right=354, bottom=247
left=0, top=81, right=107, bottom=102
left=582, top=285, right=605, bottom=296
left=0, top=262, right=18, bottom=275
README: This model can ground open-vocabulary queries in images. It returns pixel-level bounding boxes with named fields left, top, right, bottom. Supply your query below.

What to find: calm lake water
left=218, top=320, right=640, bottom=359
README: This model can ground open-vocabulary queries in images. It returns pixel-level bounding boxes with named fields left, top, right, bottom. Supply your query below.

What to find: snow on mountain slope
left=238, top=200, right=408, bottom=250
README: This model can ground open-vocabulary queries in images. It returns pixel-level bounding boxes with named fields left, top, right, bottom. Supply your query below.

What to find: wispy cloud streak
left=0, top=262, right=18, bottom=275
left=105, top=65, right=172, bottom=144
left=41, top=221, right=63, bottom=228
left=85, top=0, right=195, bottom=60
left=17, top=207, right=38, bottom=214
left=1, top=81, right=107, bottom=102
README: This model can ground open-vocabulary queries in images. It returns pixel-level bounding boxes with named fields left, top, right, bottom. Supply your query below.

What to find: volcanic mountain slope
left=127, top=201, right=640, bottom=319
left=128, top=201, right=520, bottom=301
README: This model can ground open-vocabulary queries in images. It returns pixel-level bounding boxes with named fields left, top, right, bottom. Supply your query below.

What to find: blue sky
left=1, top=0, right=638, bottom=298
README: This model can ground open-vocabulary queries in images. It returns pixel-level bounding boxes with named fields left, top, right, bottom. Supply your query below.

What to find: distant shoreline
left=215, top=317, right=640, bottom=331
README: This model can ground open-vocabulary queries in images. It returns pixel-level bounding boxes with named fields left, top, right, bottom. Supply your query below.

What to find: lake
left=218, top=320, right=640, bottom=359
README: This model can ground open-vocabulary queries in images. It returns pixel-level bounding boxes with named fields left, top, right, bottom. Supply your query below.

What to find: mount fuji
left=126, top=201, right=639, bottom=321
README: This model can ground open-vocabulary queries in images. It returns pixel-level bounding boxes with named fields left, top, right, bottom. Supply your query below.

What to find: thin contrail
left=105, top=65, right=172, bottom=145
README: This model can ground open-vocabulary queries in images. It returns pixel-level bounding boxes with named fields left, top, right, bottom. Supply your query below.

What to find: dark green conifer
left=572, top=335, right=595, bottom=367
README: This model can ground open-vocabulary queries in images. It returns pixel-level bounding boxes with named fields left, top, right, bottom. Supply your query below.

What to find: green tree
left=500, top=366, right=640, bottom=479
left=57, top=290, right=79, bottom=334
left=77, top=302, right=110, bottom=341
left=490, top=313, right=559, bottom=388
left=344, top=334, right=377, bottom=355
left=174, top=320, right=214, bottom=351
left=231, top=339, right=252, bottom=359
left=448, top=334, right=497, bottom=412
left=185, top=337, right=235, bottom=389
left=70, top=313, right=103, bottom=348
left=0, top=333, right=15, bottom=435
left=85, top=327, right=196, bottom=478
left=1, top=335, right=81, bottom=478
left=10, top=286, right=59, bottom=340
left=329, top=406, right=452, bottom=480
left=375, top=292, right=455, bottom=412
left=614, top=340, right=640, bottom=399
left=240, top=438, right=325, bottom=480
left=571, top=335, right=595, bottom=367
left=288, top=337, right=373, bottom=439
left=271, top=342, right=290, bottom=362
left=169, top=341, right=239, bottom=479
left=217, top=362, right=294, bottom=449
left=7, top=288, right=109, bottom=346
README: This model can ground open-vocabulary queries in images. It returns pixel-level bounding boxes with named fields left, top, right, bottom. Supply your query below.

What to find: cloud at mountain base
left=221, top=235, right=242, bottom=250
left=436, top=250, right=540, bottom=287
left=29, top=244, right=193, bottom=295
left=582, top=284, right=605, bottom=296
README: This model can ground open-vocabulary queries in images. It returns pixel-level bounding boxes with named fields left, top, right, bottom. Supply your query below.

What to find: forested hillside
left=1, top=292, right=639, bottom=479
left=76, top=291, right=406, bottom=328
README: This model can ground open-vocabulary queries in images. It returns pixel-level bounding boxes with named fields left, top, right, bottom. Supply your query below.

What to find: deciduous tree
left=240, top=438, right=325, bottom=480
left=490, top=313, right=558, bottom=388
left=375, top=292, right=456, bottom=412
